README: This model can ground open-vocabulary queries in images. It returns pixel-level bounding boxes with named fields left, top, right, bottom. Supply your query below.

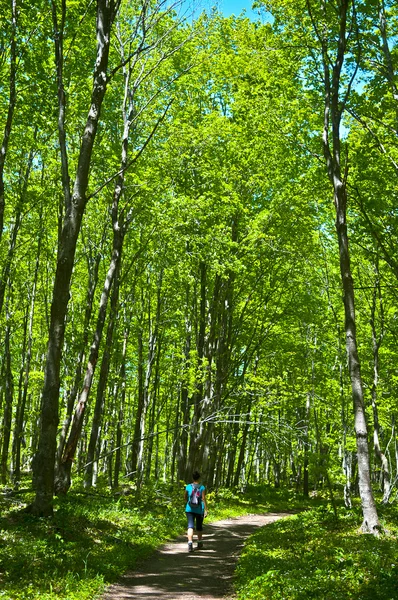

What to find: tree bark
left=12, top=208, right=41, bottom=485
left=55, top=247, right=101, bottom=469
left=113, top=321, right=129, bottom=488
left=129, top=325, right=144, bottom=479
left=145, top=330, right=162, bottom=482
left=369, top=266, right=390, bottom=503
left=1, top=307, right=13, bottom=484
left=313, top=0, right=380, bottom=533
left=0, top=0, right=17, bottom=244
left=31, top=0, right=117, bottom=515
left=186, top=261, right=207, bottom=479
left=177, top=288, right=192, bottom=482
left=84, top=260, right=121, bottom=489
left=55, top=230, right=122, bottom=494
left=378, top=0, right=398, bottom=132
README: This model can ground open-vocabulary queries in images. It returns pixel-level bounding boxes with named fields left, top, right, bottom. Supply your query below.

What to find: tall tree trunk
left=311, top=0, right=380, bottom=533
left=225, top=412, right=240, bottom=488
left=369, top=265, right=390, bottom=503
left=12, top=300, right=29, bottom=479
left=55, top=232, right=123, bottom=494
left=0, top=143, right=34, bottom=316
left=378, top=0, right=398, bottom=133
left=12, top=213, right=41, bottom=485
left=177, top=290, right=191, bottom=482
left=0, top=0, right=17, bottom=245
left=84, top=262, right=121, bottom=489
left=233, top=401, right=252, bottom=487
left=130, top=326, right=144, bottom=479
left=145, top=334, right=162, bottom=482
left=186, top=261, right=207, bottom=479
left=303, top=392, right=311, bottom=497
left=113, top=321, right=129, bottom=488
left=1, top=300, right=14, bottom=483
left=56, top=248, right=102, bottom=469
left=136, top=284, right=159, bottom=483
left=330, top=92, right=379, bottom=534
left=32, top=0, right=117, bottom=515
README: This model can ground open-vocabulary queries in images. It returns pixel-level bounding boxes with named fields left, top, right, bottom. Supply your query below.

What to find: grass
left=2, top=480, right=395, bottom=600
left=0, top=480, right=182, bottom=600
left=0, top=479, right=305, bottom=600
left=235, top=500, right=398, bottom=600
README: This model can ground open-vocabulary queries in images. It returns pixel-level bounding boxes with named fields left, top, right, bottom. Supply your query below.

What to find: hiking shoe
left=197, top=541, right=203, bottom=549
left=188, top=542, right=193, bottom=553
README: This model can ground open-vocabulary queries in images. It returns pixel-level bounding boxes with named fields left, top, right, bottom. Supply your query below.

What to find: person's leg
left=186, top=512, right=194, bottom=551
left=196, top=515, right=204, bottom=547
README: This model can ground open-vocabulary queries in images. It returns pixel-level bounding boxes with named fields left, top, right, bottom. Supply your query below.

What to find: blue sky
left=219, top=0, right=260, bottom=18
left=185, top=0, right=264, bottom=20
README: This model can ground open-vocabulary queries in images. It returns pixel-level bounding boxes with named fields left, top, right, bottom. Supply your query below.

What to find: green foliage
left=0, top=481, right=186, bottom=600
left=0, top=482, right=319, bottom=600
left=235, top=504, right=398, bottom=600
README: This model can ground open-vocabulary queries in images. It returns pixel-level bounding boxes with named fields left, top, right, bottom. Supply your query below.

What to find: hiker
left=184, top=470, right=208, bottom=552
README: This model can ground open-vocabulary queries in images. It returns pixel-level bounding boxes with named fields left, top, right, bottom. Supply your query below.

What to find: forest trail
left=101, top=512, right=290, bottom=600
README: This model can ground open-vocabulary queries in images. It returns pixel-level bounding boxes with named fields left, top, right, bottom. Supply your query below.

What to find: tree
left=31, top=0, right=121, bottom=516
left=261, top=0, right=380, bottom=534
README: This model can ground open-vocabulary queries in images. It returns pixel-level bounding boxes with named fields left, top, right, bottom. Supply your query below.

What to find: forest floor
left=101, top=512, right=290, bottom=600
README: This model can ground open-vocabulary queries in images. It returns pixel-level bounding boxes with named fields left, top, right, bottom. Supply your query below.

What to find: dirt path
left=101, top=512, right=290, bottom=600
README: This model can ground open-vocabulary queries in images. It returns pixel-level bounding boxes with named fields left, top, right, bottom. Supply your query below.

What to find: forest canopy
left=0, top=0, right=397, bottom=532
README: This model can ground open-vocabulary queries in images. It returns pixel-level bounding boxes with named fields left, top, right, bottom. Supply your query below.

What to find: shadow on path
left=102, top=513, right=290, bottom=600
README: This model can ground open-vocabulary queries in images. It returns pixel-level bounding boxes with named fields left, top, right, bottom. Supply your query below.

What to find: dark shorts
left=186, top=511, right=204, bottom=531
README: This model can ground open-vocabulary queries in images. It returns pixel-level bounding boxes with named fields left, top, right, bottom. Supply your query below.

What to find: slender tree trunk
left=393, top=416, right=398, bottom=486
left=84, top=262, right=121, bottom=489
left=313, top=0, right=380, bottom=533
left=145, top=333, right=162, bottom=482
left=130, top=326, right=144, bottom=479
left=369, top=267, right=390, bottom=503
left=113, top=322, right=129, bottom=488
left=177, top=294, right=191, bottom=481
left=12, top=215, right=41, bottom=485
left=136, top=279, right=161, bottom=484
left=226, top=412, right=240, bottom=488
left=171, top=374, right=179, bottom=483
left=12, top=300, right=29, bottom=478
left=186, top=262, right=207, bottom=479
left=0, top=359, right=5, bottom=439
left=31, top=0, right=117, bottom=515
left=56, top=249, right=101, bottom=469
left=303, top=392, right=311, bottom=497
left=233, top=414, right=251, bottom=487
left=55, top=234, right=122, bottom=494
left=0, top=143, right=34, bottom=316
left=0, top=0, right=17, bottom=244
left=1, top=300, right=14, bottom=483
left=332, top=136, right=380, bottom=533
left=378, top=0, right=398, bottom=132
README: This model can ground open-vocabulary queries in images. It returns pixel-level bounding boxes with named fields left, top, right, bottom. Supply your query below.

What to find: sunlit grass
left=0, top=480, right=346, bottom=600
left=0, top=481, right=183, bottom=600
left=1, top=480, right=307, bottom=600
left=235, top=503, right=398, bottom=600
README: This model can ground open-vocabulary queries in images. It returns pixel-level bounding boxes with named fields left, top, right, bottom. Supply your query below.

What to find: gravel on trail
left=101, top=512, right=290, bottom=600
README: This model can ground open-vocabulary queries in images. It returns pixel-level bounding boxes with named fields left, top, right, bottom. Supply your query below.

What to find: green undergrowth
left=0, top=480, right=311, bottom=600
left=209, top=484, right=319, bottom=521
left=235, top=502, right=398, bottom=600
left=0, top=481, right=181, bottom=600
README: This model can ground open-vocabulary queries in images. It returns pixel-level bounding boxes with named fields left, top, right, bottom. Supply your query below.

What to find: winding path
left=102, top=512, right=290, bottom=600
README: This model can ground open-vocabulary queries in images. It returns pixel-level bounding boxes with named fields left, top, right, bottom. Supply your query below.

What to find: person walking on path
left=184, top=470, right=208, bottom=552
